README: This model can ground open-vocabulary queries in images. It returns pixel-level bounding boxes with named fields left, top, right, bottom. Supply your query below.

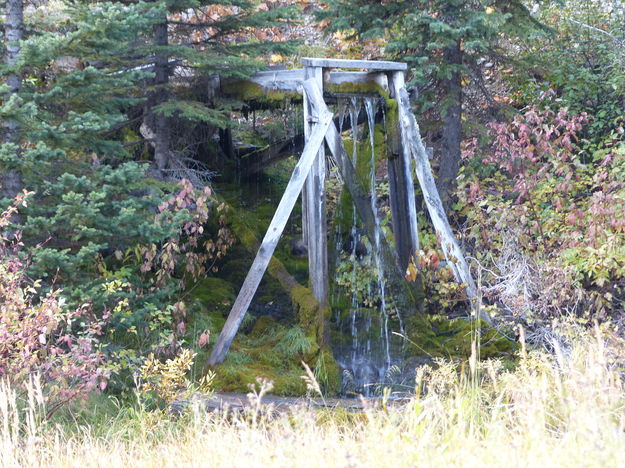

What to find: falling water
left=330, top=97, right=409, bottom=396
left=364, top=98, right=391, bottom=373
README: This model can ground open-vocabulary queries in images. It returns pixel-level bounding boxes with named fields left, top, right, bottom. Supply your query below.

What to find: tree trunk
left=2, top=0, right=24, bottom=200
left=438, top=39, right=463, bottom=211
left=144, top=14, right=171, bottom=176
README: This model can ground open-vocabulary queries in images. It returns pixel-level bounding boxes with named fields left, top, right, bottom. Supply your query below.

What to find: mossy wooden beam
left=387, top=71, right=420, bottom=270
left=221, top=70, right=395, bottom=109
left=208, top=83, right=332, bottom=366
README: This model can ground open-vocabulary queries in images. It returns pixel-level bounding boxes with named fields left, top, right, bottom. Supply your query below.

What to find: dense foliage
left=1, top=0, right=624, bottom=412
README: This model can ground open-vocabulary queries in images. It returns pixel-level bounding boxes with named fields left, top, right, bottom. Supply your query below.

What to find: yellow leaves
left=485, top=6, right=495, bottom=14
left=269, top=54, right=284, bottom=64
left=138, top=348, right=201, bottom=403
left=405, top=261, right=419, bottom=282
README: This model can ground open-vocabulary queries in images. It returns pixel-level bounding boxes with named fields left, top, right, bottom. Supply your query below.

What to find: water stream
left=331, top=97, right=404, bottom=396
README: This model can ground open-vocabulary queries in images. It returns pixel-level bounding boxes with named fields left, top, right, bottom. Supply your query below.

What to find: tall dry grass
left=1, top=328, right=624, bottom=468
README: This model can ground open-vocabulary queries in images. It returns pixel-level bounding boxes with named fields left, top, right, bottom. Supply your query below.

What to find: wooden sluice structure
left=208, top=58, right=477, bottom=366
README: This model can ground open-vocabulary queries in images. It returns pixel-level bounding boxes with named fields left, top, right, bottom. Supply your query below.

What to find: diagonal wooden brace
left=396, top=87, right=479, bottom=303
left=207, top=81, right=333, bottom=366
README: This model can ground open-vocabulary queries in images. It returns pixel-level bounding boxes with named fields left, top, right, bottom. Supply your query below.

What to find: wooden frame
left=208, top=59, right=477, bottom=366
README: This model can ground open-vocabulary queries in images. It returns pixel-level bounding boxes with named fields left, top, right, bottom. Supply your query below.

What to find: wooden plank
left=303, top=66, right=329, bottom=312
left=397, top=87, right=478, bottom=301
left=388, top=71, right=419, bottom=270
left=208, top=96, right=333, bottom=366
left=301, top=79, right=422, bottom=313
left=226, top=70, right=392, bottom=96
left=249, top=69, right=305, bottom=92
left=301, top=57, right=407, bottom=71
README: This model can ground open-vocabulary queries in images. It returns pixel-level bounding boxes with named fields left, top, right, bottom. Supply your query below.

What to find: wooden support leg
left=207, top=86, right=333, bottom=366
left=303, top=66, right=329, bottom=342
left=388, top=157, right=412, bottom=270
left=396, top=86, right=479, bottom=303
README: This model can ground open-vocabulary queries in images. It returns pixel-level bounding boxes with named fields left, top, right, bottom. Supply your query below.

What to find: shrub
left=0, top=193, right=108, bottom=418
left=459, top=106, right=625, bottom=329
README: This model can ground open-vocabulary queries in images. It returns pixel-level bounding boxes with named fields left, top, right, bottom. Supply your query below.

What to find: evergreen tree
left=140, top=0, right=296, bottom=176
left=321, top=0, right=544, bottom=207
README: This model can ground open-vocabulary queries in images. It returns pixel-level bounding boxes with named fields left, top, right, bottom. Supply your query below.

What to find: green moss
left=405, top=315, right=518, bottom=359
left=325, top=81, right=390, bottom=100
left=221, top=80, right=301, bottom=106
left=383, top=98, right=400, bottom=153
left=212, top=363, right=308, bottom=396
left=188, top=277, right=235, bottom=308
left=249, top=315, right=278, bottom=338
left=314, top=348, right=341, bottom=395
left=219, top=257, right=250, bottom=286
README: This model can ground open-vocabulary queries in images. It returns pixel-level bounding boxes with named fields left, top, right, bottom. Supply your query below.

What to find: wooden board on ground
left=171, top=392, right=408, bottom=415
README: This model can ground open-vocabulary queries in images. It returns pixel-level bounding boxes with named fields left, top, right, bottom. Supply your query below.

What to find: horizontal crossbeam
left=301, top=57, right=407, bottom=71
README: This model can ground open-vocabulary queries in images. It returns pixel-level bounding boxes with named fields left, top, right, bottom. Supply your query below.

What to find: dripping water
left=364, top=97, right=391, bottom=375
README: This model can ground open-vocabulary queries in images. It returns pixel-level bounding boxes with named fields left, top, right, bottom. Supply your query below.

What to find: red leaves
left=140, top=180, right=235, bottom=285
left=197, top=330, right=210, bottom=348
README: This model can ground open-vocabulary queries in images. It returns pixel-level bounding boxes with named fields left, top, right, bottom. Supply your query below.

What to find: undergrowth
left=2, top=326, right=624, bottom=467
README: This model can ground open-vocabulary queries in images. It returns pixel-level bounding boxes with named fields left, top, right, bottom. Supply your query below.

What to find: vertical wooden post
left=302, top=66, right=329, bottom=320
left=388, top=71, right=420, bottom=270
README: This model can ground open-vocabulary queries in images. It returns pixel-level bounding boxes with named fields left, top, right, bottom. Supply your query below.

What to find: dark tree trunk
left=2, top=0, right=24, bottom=200
left=144, top=15, right=171, bottom=176
left=438, top=39, right=463, bottom=211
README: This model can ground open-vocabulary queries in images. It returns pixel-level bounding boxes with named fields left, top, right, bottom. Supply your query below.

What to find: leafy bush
left=459, top=105, right=625, bottom=327
left=509, top=0, right=625, bottom=147
left=0, top=194, right=108, bottom=418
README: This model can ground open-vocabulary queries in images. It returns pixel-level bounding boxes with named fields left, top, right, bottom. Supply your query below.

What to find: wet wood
left=397, top=87, right=478, bottom=301
left=301, top=57, right=407, bottom=71
left=303, top=66, right=329, bottom=311
left=325, top=71, right=389, bottom=94
left=208, top=90, right=333, bottom=366
left=388, top=71, right=419, bottom=270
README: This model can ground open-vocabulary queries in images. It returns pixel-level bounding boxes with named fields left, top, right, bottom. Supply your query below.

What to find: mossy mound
left=211, top=318, right=341, bottom=396
left=405, top=315, right=518, bottom=359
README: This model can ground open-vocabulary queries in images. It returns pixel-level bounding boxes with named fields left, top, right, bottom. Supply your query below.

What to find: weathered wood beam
left=324, top=71, right=390, bottom=96
left=248, top=69, right=305, bottom=91
left=301, top=57, right=407, bottom=71
left=223, top=70, right=392, bottom=97
left=388, top=71, right=419, bottom=270
left=208, top=87, right=333, bottom=366
left=302, top=66, right=329, bottom=318
left=397, top=87, right=478, bottom=302
left=301, top=79, right=422, bottom=313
